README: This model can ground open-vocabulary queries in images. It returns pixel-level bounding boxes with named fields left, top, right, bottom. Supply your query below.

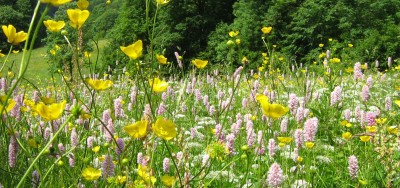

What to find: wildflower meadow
left=1, top=0, right=400, bottom=187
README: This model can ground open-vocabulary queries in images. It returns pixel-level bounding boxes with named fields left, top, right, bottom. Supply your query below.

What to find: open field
left=1, top=0, right=400, bottom=187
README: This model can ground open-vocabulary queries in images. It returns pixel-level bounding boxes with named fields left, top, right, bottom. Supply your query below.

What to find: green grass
left=1, top=47, right=49, bottom=81
left=0, top=39, right=108, bottom=83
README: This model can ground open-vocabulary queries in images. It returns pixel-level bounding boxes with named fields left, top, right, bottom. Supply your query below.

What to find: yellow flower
left=49, top=49, right=56, bottom=55
left=359, top=179, right=368, bottom=185
left=43, top=20, right=65, bottom=32
left=40, top=0, right=71, bottom=6
left=227, top=40, right=235, bottom=47
left=261, top=26, right=272, bottom=34
left=40, top=96, right=57, bottom=105
left=0, top=52, right=5, bottom=58
left=305, top=142, right=315, bottom=149
left=361, top=64, right=368, bottom=70
left=319, top=52, right=326, bottom=59
left=156, top=0, right=171, bottom=5
left=77, top=0, right=89, bottom=10
left=229, top=31, right=239, bottom=37
left=28, top=138, right=38, bottom=148
left=7, top=71, right=14, bottom=78
left=206, top=141, right=229, bottom=160
left=342, top=132, right=352, bottom=140
left=82, top=167, right=101, bottom=181
left=161, top=175, right=175, bottom=187
left=156, top=54, right=168, bottom=65
left=328, top=38, right=333, bottom=42
left=114, top=175, right=127, bottom=184
left=345, top=67, right=354, bottom=73
left=85, top=78, right=113, bottom=91
left=319, top=43, right=324, bottom=47
left=339, top=120, right=352, bottom=128
left=124, top=120, right=148, bottom=139
left=235, top=39, right=241, bottom=45
left=137, top=164, right=156, bottom=185
left=296, top=156, right=304, bottom=163
left=67, top=9, right=90, bottom=29
left=329, top=58, right=341, bottom=63
left=395, top=100, right=400, bottom=107
left=359, top=135, right=371, bottom=142
left=149, top=78, right=168, bottom=93
left=386, top=126, right=398, bottom=134
left=277, top=137, right=293, bottom=144
left=375, top=118, right=387, bottom=125
left=120, top=40, right=143, bottom=59
left=92, top=146, right=100, bottom=153
left=365, top=126, right=377, bottom=133
left=256, top=94, right=289, bottom=119
left=34, top=100, right=66, bottom=121
left=191, top=59, right=208, bottom=69
left=2, top=25, right=27, bottom=45
left=84, top=51, right=91, bottom=58
left=152, top=117, right=177, bottom=140
left=348, top=43, right=353, bottom=48
left=12, top=50, right=19, bottom=54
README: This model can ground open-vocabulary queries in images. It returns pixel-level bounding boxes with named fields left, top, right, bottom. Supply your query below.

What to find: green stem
left=206, top=157, right=240, bottom=186
left=0, top=46, right=13, bottom=73
left=163, top=139, right=183, bottom=187
left=18, top=4, right=49, bottom=79
left=17, top=115, right=73, bottom=188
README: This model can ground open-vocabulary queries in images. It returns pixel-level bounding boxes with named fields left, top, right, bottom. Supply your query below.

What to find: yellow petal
left=156, top=54, right=168, bottom=64
left=43, top=20, right=65, bottom=32
left=261, top=27, right=272, bottom=34
left=120, top=40, right=143, bottom=59
left=67, top=9, right=90, bottom=29
left=77, top=0, right=89, bottom=10
left=191, top=59, right=208, bottom=69
left=124, top=120, right=148, bottom=138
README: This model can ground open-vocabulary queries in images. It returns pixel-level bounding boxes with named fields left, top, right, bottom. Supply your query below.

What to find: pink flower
left=71, top=128, right=78, bottom=147
left=330, top=86, right=342, bottom=106
left=303, top=117, right=318, bottom=142
left=354, top=62, right=363, bottom=81
left=385, top=96, right=392, bottom=111
left=288, top=94, right=299, bottom=115
left=8, top=135, right=18, bottom=168
left=102, top=155, right=115, bottom=178
left=294, top=129, right=304, bottom=148
left=163, top=158, right=170, bottom=173
left=226, top=133, right=235, bottom=154
left=280, top=118, right=288, bottom=133
left=361, top=85, right=370, bottom=102
left=266, top=163, right=284, bottom=187
left=268, top=138, right=276, bottom=158
left=348, top=155, right=358, bottom=180
left=115, top=138, right=124, bottom=155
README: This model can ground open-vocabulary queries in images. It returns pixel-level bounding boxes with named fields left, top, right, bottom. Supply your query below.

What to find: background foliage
left=2, top=0, right=399, bottom=72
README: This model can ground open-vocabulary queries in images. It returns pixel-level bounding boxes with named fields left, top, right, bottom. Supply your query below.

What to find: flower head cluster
left=348, top=155, right=358, bottom=180
left=266, top=162, right=284, bottom=187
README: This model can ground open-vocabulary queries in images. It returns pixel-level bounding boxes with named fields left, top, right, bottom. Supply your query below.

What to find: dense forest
left=2, top=0, right=400, bottom=71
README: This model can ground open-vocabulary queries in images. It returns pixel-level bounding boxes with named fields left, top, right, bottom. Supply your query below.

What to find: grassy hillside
left=0, top=40, right=107, bottom=83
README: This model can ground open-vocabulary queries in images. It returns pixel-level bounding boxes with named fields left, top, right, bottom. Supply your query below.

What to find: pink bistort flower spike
left=266, top=162, right=284, bottom=187
left=348, top=155, right=358, bottom=180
